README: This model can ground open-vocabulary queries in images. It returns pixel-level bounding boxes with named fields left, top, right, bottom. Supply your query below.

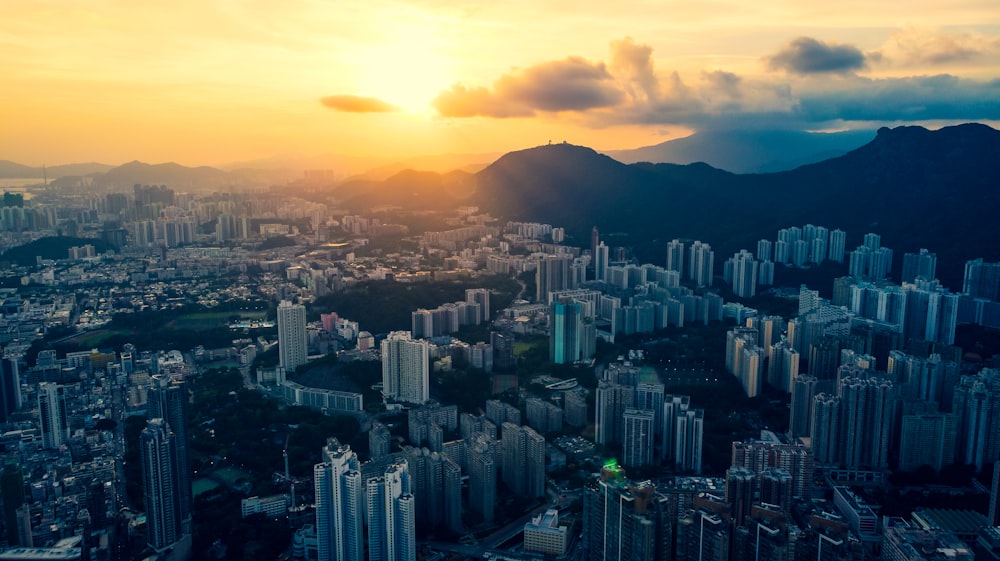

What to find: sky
left=2, top=0, right=999, bottom=166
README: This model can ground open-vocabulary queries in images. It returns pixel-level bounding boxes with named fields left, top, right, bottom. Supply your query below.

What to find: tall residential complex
left=582, top=462, right=668, bottom=561
left=277, top=300, right=308, bottom=373
left=468, top=432, right=498, bottom=524
left=38, top=382, right=68, bottom=449
left=367, top=459, right=416, bottom=561
left=314, top=439, right=364, bottom=561
left=148, top=374, right=192, bottom=530
left=381, top=331, right=430, bottom=405
left=687, top=240, right=714, bottom=287
left=536, top=254, right=574, bottom=303
left=549, top=299, right=596, bottom=364
left=141, top=418, right=182, bottom=552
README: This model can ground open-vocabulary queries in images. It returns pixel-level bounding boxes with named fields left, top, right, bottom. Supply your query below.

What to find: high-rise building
left=148, top=374, right=192, bottom=530
left=756, top=239, right=772, bottom=262
left=141, top=418, right=182, bottom=552
left=442, top=456, right=463, bottom=535
left=828, top=228, right=846, bottom=263
left=38, top=382, right=68, bottom=449
left=901, top=248, right=937, bottom=283
left=666, top=239, right=685, bottom=278
left=595, top=380, right=633, bottom=446
left=811, top=393, right=841, bottom=464
left=0, top=355, right=22, bottom=423
left=726, top=250, right=758, bottom=298
left=675, top=408, right=704, bottom=473
left=381, top=331, right=430, bottom=404
left=465, top=288, right=491, bottom=323
left=367, top=459, right=415, bottom=561
left=898, top=412, right=956, bottom=472
left=595, top=242, right=610, bottom=282
left=688, top=241, right=714, bottom=287
left=990, top=462, right=1000, bottom=527
left=582, top=463, right=668, bottom=561
left=369, top=422, right=391, bottom=460
left=963, top=259, right=1000, bottom=301
left=278, top=300, right=308, bottom=373
left=838, top=375, right=895, bottom=469
left=951, top=368, right=1000, bottom=470
left=789, top=376, right=820, bottom=439
left=468, top=433, right=497, bottom=524
left=536, top=254, right=574, bottom=303
left=549, top=299, right=595, bottom=364
left=314, top=439, right=364, bottom=561
left=726, top=467, right=756, bottom=527
left=1, top=459, right=27, bottom=547
left=622, top=409, right=656, bottom=468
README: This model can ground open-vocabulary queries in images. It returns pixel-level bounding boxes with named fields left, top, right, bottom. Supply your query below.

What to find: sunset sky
left=3, top=0, right=999, bottom=166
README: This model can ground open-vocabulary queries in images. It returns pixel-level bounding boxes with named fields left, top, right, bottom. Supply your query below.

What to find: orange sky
left=2, top=0, right=999, bottom=166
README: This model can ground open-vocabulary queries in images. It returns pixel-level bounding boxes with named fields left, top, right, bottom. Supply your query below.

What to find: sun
left=355, top=26, right=454, bottom=114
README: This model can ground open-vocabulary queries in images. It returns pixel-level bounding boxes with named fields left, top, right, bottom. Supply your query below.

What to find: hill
left=472, top=123, right=1000, bottom=290
left=0, top=237, right=116, bottom=266
left=606, top=129, right=876, bottom=173
left=0, top=160, right=114, bottom=180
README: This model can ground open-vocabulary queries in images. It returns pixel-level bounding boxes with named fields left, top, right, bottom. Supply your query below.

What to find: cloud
left=767, top=37, right=868, bottom=75
left=320, top=95, right=401, bottom=113
left=609, top=37, right=659, bottom=104
left=431, top=36, right=1000, bottom=130
left=432, top=57, right=623, bottom=118
left=883, top=28, right=1000, bottom=65
left=793, top=75, right=1000, bottom=122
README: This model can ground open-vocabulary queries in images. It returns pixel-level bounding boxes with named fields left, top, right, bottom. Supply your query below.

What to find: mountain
left=0, top=160, right=114, bottom=180
left=471, top=123, right=1000, bottom=290
left=606, top=129, right=876, bottom=173
left=221, top=151, right=499, bottom=182
left=47, top=160, right=276, bottom=191
left=334, top=169, right=475, bottom=210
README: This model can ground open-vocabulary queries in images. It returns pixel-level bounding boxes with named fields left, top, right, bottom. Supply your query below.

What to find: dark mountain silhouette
left=0, top=161, right=114, bottom=180
left=46, top=160, right=282, bottom=191
left=606, top=129, right=876, bottom=173
left=472, top=123, right=1000, bottom=290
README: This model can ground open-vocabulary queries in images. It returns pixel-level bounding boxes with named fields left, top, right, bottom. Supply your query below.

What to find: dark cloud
left=794, top=75, right=1000, bottom=122
left=320, top=95, right=401, bottom=113
left=432, top=57, right=623, bottom=118
left=767, top=37, right=868, bottom=75
left=431, top=36, right=1000, bottom=130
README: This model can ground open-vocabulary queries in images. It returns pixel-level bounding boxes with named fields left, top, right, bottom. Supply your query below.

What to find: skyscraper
left=381, top=331, right=430, bottom=404
left=141, top=418, right=182, bottom=552
left=688, top=241, right=714, bottom=287
left=38, top=382, right=68, bottom=449
left=838, top=375, right=895, bottom=469
left=148, top=374, right=192, bottom=531
left=367, top=459, right=416, bottom=561
left=315, top=439, right=364, bottom=561
left=622, top=408, right=655, bottom=468
left=595, top=242, right=610, bottom=282
left=901, top=248, right=937, bottom=283
left=468, top=433, right=497, bottom=524
left=549, top=299, right=595, bottom=364
left=951, top=368, right=1000, bottom=470
left=582, top=462, right=668, bottom=561
left=0, top=355, right=22, bottom=423
left=278, top=300, right=308, bottom=373
left=828, top=229, right=847, bottom=263
left=536, top=254, right=574, bottom=303
left=666, top=239, right=685, bottom=278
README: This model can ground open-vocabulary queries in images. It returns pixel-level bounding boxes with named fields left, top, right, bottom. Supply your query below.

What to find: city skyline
left=3, top=1, right=999, bottom=166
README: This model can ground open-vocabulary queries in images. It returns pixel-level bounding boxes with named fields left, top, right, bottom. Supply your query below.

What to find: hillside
left=472, top=123, right=1000, bottom=290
